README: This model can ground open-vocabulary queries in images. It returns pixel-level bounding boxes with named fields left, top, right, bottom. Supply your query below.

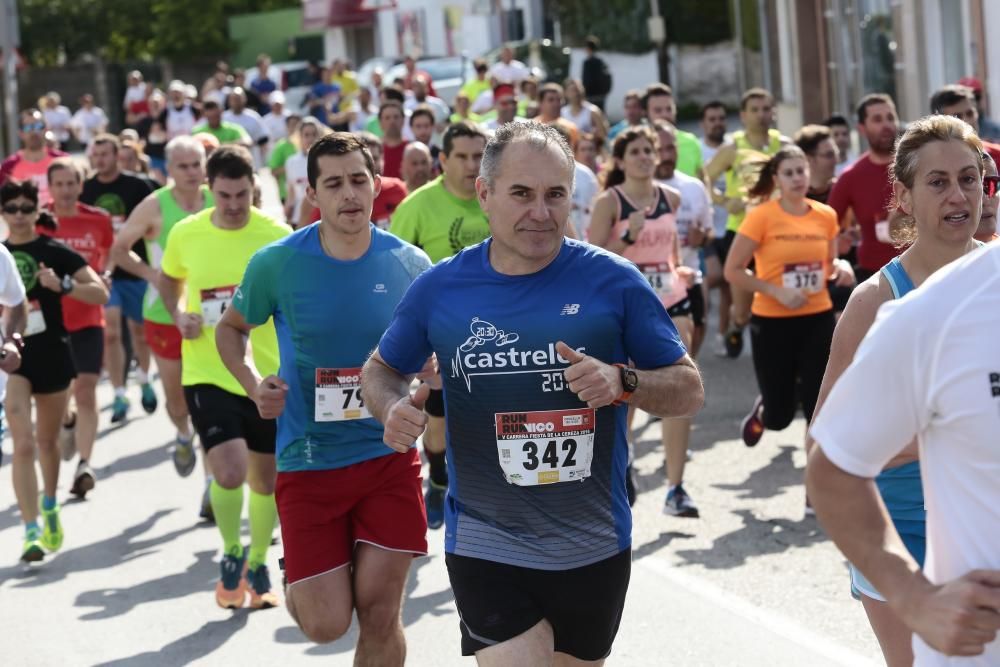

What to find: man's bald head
left=401, top=141, right=433, bottom=190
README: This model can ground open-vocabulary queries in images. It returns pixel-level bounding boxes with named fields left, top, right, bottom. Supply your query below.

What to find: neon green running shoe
left=21, top=527, right=44, bottom=563
left=39, top=501, right=64, bottom=552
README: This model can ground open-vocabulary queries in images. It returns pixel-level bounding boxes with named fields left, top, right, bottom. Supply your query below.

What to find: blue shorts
left=849, top=461, right=925, bottom=601
left=108, top=278, right=146, bottom=323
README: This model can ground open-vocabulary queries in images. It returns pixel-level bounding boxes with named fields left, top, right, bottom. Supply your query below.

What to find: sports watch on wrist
left=613, top=363, right=638, bottom=405
left=60, top=274, right=74, bottom=294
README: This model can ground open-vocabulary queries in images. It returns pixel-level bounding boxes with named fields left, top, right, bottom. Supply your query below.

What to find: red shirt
left=44, top=203, right=114, bottom=331
left=382, top=141, right=409, bottom=180
left=828, top=153, right=902, bottom=272
left=307, top=177, right=409, bottom=229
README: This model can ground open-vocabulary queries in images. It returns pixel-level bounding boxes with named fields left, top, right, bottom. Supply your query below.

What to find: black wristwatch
left=60, top=274, right=74, bottom=294
left=621, top=229, right=637, bottom=245
left=613, top=363, right=638, bottom=405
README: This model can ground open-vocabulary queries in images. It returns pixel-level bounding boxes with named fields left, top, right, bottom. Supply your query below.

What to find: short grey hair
left=479, top=122, right=575, bottom=191
left=166, top=135, right=206, bottom=166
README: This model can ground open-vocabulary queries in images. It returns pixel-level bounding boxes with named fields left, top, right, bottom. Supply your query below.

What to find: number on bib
left=495, top=408, right=595, bottom=485
left=315, top=367, right=371, bottom=422
left=638, top=262, right=676, bottom=297
left=200, top=285, right=236, bottom=327
left=782, top=261, right=824, bottom=293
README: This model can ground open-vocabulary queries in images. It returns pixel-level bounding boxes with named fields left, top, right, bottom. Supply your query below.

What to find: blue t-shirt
left=378, top=238, right=686, bottom=570
left=233, top=224, right=431, bottom=472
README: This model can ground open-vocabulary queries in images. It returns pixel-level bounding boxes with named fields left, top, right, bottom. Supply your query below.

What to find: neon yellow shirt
left=675, top=129, right=703, bottom=178
left=389, top=176, right=490, bottom=263
left=331, top=72, right=360, bottom=111
left=160, top=207, right=290, bottom=394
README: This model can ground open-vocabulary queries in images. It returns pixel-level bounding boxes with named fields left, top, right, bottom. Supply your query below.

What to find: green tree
left=17, top=0, right=299, bottom=65
left=548, top=0, right=653, bottom=53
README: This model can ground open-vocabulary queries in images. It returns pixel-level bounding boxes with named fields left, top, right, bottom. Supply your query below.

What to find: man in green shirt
left=267, top=114, right=301, bottom=202
left=642, top=83, right=702, bottom=178
left=388, top=121, right=490, bottom=530
left=459, top=59, right=492, bottom=111
left=192, top=100, right=252, bottom=147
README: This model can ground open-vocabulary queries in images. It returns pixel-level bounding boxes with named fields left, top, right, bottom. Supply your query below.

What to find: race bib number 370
left=495, top=408, right=595, bottom=486
left=315, top=367, right=370, bottom=422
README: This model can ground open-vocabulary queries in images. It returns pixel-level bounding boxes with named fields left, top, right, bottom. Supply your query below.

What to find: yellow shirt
left=331, top=72, right=360, bottom=111
left=160, top=207, right=290, bottom=394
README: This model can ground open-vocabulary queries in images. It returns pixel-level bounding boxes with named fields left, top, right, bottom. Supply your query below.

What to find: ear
left=372, top=174, right=382, bottom=199
left=305, top=185, right=319, bottom=210
left=475, top=176, right=489, bottom=210
left=893, top=180, right=912, bottom=216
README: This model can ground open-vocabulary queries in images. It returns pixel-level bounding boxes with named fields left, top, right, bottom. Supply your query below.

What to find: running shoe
left=425, top=480, right=446, bottom=530
left=39, top=500, right=64, bottom=552
left=625, top=462, right=638, bottom=507
left=199, top=482, right=215, bottom=524
left=21, top=528, right=44, bottom=563
left=110, top=395, right=130, bottom=424
left=140, top=383, right=158, bottom=414
left=713, top=333, right=728, bottom=358
left=59, top=413, right=77, bottom=461
left=663, top=484, right=700, bottom=518
left=215, top=549, right=248, bottom=609
left=70, top=461, right=96, bottom=498
left=172, top=434, right=197, bottom=478
left=724, top=325, right=744, bottom=358
left=741, top=395, right=765, bottom=448
left=246, top=563, right=280, bottom=609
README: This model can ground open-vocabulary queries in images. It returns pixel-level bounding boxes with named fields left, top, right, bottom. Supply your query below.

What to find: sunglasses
left=984, top=175, right=1000, bottom=198
left=20, top=122, right=45, bottom=132
left=2, top=204, right=36, bottom=215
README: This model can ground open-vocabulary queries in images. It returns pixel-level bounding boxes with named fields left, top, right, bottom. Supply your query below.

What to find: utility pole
left=0, top=0, right=20, bottom=154
left=648, top=0, right=668, bottom=85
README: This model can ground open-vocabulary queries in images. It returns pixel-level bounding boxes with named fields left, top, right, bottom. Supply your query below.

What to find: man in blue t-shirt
left=216, top=133, right=432, bottom=661
left=362, top=123, right=705, bottom=663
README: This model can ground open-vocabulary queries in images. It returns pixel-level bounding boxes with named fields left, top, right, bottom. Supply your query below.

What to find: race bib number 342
left=495, top=408, right=595, bottom=486
left=315, top=367, right=370, bottom=422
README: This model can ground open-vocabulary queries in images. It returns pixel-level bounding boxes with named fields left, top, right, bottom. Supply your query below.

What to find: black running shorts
left=68, top=326, right=105, bottom=375
left=15, top=335, right=75, bottom=394
left=687, top=285, right=706, bottom=327
left=445, top=548, right=631, bottom=660
left=183, top=383, right=276, bottom=454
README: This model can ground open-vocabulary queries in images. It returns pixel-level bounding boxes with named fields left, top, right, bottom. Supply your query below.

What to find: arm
left=216, top=305, right=288, bottom=419
left=67, top=266, right=110, bottom=305
left=361, top=349, right=430, bottom=453
left=588, top=191, right=635, bottom=254
left=703, top=143, right=735, bottom=195
left=557, top=341, right=703, bottom=417
left=723, top=232, right=808, bottom=310
left=828, top=238, right=855, bottom=285
left=158, top=272, right=202, bottom=339
left=111, top=194, right=160, bottom=283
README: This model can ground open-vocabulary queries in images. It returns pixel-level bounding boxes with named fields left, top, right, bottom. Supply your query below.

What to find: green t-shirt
left=143, top=184, right=214, bottom=324
left=267, top=139, right=298, bottom=200
left=676, top=129, right=703, bottom=178
left=192, top=121, right=250, bottom=145
left=160, top=207, right=289, bottom=394
left=388, top=176, right=491, bottom=263
left=365, top=115, right=383, bottom=138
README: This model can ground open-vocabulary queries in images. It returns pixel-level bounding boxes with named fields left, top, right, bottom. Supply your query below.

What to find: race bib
left=875, top=219, right=892, bottom=244
left=25, top=300, right=46, bottom=337
left=638, top=262, right=676, bottom=297
left=782, top=261, right=824, bottom=293
left=199, top=285, right=236, bottom=327
left=495, top=408, right=595, bottom=486
left=315, top=367, right=370, bottom=422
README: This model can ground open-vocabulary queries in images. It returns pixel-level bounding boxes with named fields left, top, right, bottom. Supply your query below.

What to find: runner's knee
left=356, top=596, right=402, bottom=638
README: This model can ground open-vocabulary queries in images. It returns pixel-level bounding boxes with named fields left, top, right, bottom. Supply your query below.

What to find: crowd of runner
left=0, top=45, right=997, bottom=666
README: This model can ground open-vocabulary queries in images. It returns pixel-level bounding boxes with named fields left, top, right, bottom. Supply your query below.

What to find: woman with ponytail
left=589, top=125, right=701, bottom=518
left=723, top=144, right=854, bottom=451
left=1, top=178, right=108, bottom=563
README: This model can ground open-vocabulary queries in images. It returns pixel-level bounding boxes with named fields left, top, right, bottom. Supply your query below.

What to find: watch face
left=623, top=368, right=639, bottom=392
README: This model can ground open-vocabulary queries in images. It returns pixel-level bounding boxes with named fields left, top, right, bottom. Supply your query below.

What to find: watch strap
left=613, top=363, right=634, bottom=405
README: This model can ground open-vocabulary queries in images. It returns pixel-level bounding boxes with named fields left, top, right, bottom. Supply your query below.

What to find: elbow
left=722, top=264, right=739, bottom=285
left=682, top=372, right=705, bottom=417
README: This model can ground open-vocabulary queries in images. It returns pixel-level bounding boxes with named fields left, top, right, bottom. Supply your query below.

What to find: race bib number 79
left=495, top=408, right=595, bottom=486
left=315, top=367, right=370, bottom=422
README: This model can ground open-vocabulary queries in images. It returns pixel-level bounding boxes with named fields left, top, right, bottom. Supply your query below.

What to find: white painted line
left=636, top=557, right=879, bottom=666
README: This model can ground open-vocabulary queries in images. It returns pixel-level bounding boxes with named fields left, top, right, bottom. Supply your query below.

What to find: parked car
left=383, top=56, right=474, bottom=107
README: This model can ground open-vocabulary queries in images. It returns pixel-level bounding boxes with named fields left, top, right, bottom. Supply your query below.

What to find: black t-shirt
left=5, top=236, right=87, bottom=341
left=81, top=173, right=157, bottom=281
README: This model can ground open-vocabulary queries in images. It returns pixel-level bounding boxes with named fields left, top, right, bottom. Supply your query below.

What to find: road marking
left=636, top=557, right=879, bottom=666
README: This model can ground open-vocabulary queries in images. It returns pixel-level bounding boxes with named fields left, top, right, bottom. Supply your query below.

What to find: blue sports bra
left=879, top=257, right=915, bottom=299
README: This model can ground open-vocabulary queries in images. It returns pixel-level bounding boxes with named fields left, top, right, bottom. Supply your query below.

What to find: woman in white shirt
left=561, top=78, right=608, bottom=142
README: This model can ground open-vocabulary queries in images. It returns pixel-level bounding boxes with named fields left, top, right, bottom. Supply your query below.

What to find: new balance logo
left=560, top=304, right=580, bottom=315
left=373, top=283, right=387, bottom=294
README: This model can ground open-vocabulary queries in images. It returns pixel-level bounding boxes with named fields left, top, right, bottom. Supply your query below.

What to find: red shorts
left=143, top=320, right=182, bottom=360
left=275, top=448, right=428, bottom=585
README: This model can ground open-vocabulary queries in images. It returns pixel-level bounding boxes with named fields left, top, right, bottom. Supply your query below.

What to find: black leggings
left=749, top=310, right=835, bottom=431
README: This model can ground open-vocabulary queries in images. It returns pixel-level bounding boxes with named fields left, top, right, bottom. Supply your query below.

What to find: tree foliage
left=17, top=0, right=300, bottom=65
left=548, top=0, right=653, bottom=53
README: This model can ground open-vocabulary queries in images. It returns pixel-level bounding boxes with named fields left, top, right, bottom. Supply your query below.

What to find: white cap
left=269, top=90, right=286, bottom=105
left=167, top=79, right=186, bottom=93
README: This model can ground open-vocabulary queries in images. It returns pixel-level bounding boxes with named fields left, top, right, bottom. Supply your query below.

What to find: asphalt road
left=0, top=172, right=883, bottom=665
